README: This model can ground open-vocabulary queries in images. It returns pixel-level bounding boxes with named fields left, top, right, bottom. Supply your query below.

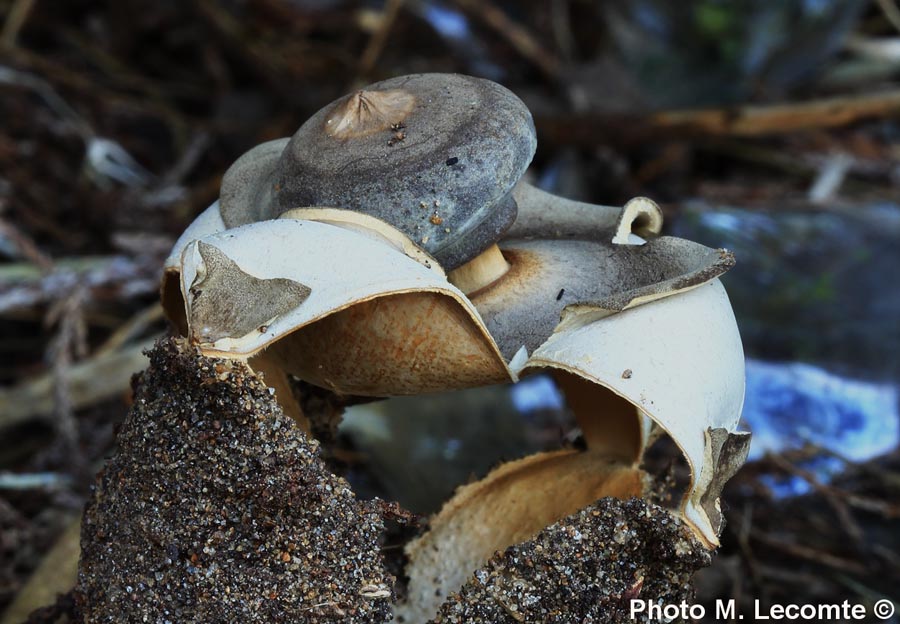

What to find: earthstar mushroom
left=161, top=72, right=750, bottom=622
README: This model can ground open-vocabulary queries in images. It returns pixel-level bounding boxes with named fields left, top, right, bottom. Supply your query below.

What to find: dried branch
left=751, top=531, right=868, bottom=575
left=94, top=304, right=164, bottom=357
left=535, top=89, right=900, bottom=145
left=0, top=336, right=158, bottom=432
left=0, top=255, right=160, bottom=315
left=44, top=286, right=89, bottom=461
left=767, top=453, right=900, bottom=520
left=357, top=0, right=405, bottom=78
left=0, top=517, right=80, bottom=624
left=0, top=0, right=36, bottom=48
left=0, top=472, right=73, bottom=491
left=766, top=452, right=864, bottom=545
left=451, top=0, right=562, bottom=81
left=876, top=0, right=900, bottom=34
left=0, top=218, right=53, bottom=270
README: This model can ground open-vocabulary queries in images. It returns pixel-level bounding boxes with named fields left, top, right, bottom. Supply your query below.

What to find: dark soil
left=76, top=339, right=393, bottom=623
left=430, top=497, right=709, bottom=624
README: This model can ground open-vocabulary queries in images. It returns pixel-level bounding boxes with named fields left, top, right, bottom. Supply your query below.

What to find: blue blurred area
left=510, top=375, right=565, bottom=413
left=758, top=455, right=846, bottom=498
left=415, top=2, right=505, bottom=81
left=744, top=360, right=899, bottom=463
left=674, top=202, right=900, bottom=496
left=421, top=3, right=469, bottom=40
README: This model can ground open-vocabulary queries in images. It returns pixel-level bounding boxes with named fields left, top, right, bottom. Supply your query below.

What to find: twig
left=5, top=48, right=194, bottom=135
left=159, top=131, right=211, bottom=188
left=0, top=256, right=121, bottom=282
left=765, top=453, right=864, bottom=544
left=0, top=217, right=53, bottom=270
left=832, top=573, right=899, bottom=605
left=732, top=503, right=764, bottom=591
left=767, top=452, right=900, bottom=519
left=0, top=0, right=36, bottom=48
left=660, top=90, right=900, bottom=135
left=58, top=28, right=199, bottom=150
left=754, top=564, right=832, bottom=587
left=1, top=65, right=159, bottom=188
left=60, top=27, right=209, bottom=102
left=191, top=0, right=301, bottom=97
left=695, top=141, right=893, bottom=198
left=132, top=131, right=211, bottom=210
left=535, top=89, right=900, bottom=145
left=876, top=0, right=900, bottom=34
left=814, top=446, right=900, bottom=491
left=750, top=531, right=867, bottom=575
left=808, top=153, right=853, bottom=204
left=0, top=336, right=158, bottom=431
left=0, top=516, right=81, bottom=624
left=45, top=285, right=89, bottom=459
left=844, top=35, right=900, bottom=63
left=0, top=472, right=73, bottom=490
left=451, top=0, right=561, bottom=81
left=871, top=544, right=900, bottom=570
left=357, top=0, right=405, bottom=78
left=94, top=303, right=164, bottom=357
left=549, top=0, right=575, bottom=62
left=0, top=65, right=92, bottom=140
left=820, top=56, right=900, bottom=90
left=0, top=255, right=160, bottom=315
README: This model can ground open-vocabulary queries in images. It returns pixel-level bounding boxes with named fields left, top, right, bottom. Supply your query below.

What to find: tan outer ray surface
left=550, top=370, right=645, bottom=463
left=395, top=450, right=646, bottom=624
left=248, top=350, right=308, bottom=429
left=264, top=291, right=513, bottom=395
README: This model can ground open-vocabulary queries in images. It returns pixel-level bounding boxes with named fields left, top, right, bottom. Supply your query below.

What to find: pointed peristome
left=324, top=89, right=417, bottom=140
